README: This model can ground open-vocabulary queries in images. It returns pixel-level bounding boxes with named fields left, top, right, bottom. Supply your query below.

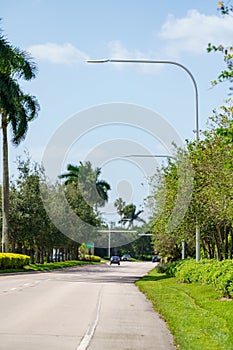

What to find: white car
left=121, top=254, right=131, bottom=261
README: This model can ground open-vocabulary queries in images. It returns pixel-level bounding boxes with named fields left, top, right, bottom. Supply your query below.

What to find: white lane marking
left=76, top=287, right=102, bottom=350
left=2, top=280, right=42, bottom=293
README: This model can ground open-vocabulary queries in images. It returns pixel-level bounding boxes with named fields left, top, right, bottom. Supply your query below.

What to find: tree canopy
left=59, top=161, right=111, bottom=208
left=148, top=101, right=233, bottom=260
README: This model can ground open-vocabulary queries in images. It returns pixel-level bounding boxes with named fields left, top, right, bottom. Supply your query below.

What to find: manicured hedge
left=83, top=254, right=101, bottom=262
left=161, top=258, right=233, bottom=298
left=0, top=253, right=30, bottom=269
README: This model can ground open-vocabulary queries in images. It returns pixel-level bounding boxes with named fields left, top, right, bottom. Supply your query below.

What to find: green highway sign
left=86, top=242, right=94, bottom=249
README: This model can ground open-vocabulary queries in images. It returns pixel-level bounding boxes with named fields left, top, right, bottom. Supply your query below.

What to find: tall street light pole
left=87, top=58, right=200, bottom=262
left=98, top=229, right=137, bottom=258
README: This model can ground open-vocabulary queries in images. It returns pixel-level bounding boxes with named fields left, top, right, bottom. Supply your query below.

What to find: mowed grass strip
left=24, top=260, right=101, bottom=271
left=0, top=259, right=102, bottom=273
left=136, top=268, right=233, bottom=350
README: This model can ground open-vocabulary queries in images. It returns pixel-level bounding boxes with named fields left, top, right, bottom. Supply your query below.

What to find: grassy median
left=136, top=268, right=233, bottom=350
left=0, top=259, right=103, bottom=273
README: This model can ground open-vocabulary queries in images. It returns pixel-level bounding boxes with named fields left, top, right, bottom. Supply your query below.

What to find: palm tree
left=114, top=197, right=126, bottom=225
left=59, top=161, right=111, bottom=208
left=58, top=164, right=79, bottom=185
left=0, top=29, right=39, bottom=252
left=119, top=203, right=145, bottom=228
left=94, top=167, right=111, bottom=206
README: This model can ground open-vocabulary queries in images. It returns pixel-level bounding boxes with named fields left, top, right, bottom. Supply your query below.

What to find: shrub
left=83, top=254, right=101, bottom=262
left=163, top=260, right=185, bottom=277
left=155, top=264, right=167, bottom=274
left=198, top=259, right=217, bottom=284
left=171, top=258, right=233, bottom=298
left=0, top=253, right=30, bottom=269
left=175, top=259, right=198, bottom=283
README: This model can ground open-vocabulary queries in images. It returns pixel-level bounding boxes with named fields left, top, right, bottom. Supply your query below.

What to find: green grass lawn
left=0, top=259, right=102, bottom=273
left=136, top=268, right=233, bottom=350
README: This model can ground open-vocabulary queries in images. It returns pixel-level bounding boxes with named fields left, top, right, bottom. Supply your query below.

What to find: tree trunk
left=11, top=237, right=16, bottom=253
left=216, top=226, right=223, bottom=261
left=75, top=244, right=79, bottom=260
left=230, top=231, right=233, bottom=260
left=224, top=224, right=229, bottom=259
left=40, top=248, right=44, bottom=264
left=36, top=248, right=40, bottom=263
left=17, top=241, right=23, bottom=254
left=205, top=240, right=213, bottom=259
left=57, top=248, right=60, bottom=261
left=46, top=250, right=50, bottom=263
left=30, top=248, right=35, bottom=264
left=60, top=248, right=64, bottom=261
left=1, top=113, right=10, bottom=252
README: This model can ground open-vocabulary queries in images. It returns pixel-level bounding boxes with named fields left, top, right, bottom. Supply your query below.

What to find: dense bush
left=83, top=254, right=101, bottom=262
left=157, top=260, right=185, bottom=277
left=0, top=253, right=30, bottom=269
left=167, top=258, right=233, bottom=298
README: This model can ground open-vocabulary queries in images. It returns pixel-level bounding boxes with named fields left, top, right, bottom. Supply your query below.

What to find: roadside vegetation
left=168, top=259, right=233, bottom=298
left=147, top=2, right=233, bottom=262
left=4, top=154, right=112, bottom=263
left=140, top=5, right=233, bottom=346
left=0, top=252, right=102, bottom=273
left=148, top=100, right=233, bottom=261
left=0, top=152, right=152, bottom=262
left=137, top=267, right=233, bottom=350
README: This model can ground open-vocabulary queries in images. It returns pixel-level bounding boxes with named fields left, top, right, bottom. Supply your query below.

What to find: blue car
left=152, top=254, right=160, bottom=262
left=110, top=256, right=120, bottom=265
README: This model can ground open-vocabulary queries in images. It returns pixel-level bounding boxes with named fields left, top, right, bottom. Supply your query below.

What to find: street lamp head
left=87, top=59, right=110, bottom=63
left=123, top=154, right=175, bottom=159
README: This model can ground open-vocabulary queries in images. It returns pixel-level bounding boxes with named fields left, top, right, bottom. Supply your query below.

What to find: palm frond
left=0, top=37, right=36, bottom=79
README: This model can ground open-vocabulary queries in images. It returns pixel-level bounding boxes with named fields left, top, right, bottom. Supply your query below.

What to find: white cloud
left=28, top=42, right=89, bottom=64
left=108, top=40, right=147, bottom=60
left=107, top=40, right=162, bottom=73
left=106, top=10, right=233, bottom=73
left=159, top=9, right=233, bottom=57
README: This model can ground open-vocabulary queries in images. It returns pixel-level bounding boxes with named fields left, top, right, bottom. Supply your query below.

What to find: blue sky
left=1, top=0, right=233, bottom=224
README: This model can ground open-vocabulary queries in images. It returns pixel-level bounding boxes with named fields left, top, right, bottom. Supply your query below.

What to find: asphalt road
left=0, top=262, right=175, bottom=350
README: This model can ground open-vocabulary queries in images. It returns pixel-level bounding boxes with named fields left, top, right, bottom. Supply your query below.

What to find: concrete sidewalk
left=87, top=282, right=176, bottom=349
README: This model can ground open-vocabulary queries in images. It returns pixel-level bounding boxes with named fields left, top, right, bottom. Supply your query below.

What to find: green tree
left=148, top=158, right=194, bottom=260
left=59, top=161, right=111, bottom=208
left=119, top=203, right=145, bottom=228
left=218, top=1, right=233, bottom=14
left=9, top=154, right=83, bottom=263
left=190, top=148, right=232, bottom=258
left=207, top=2, right=233, bottom=91
left=0, top=28, right=39, bottom=252
left=58, top=164, right=79, bottom=185
left=114, top=197, right=126, bottom=223
left=9, top=155, right=49, bottom=261
left=148, top=107, right=233, bottom=261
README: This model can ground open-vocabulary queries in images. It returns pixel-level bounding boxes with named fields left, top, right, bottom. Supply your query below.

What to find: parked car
left=152, top=254, right=160, bottom=263
left=121, top=254, right=131, bottom=261
left=110, top=256, right=120, bottom=265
